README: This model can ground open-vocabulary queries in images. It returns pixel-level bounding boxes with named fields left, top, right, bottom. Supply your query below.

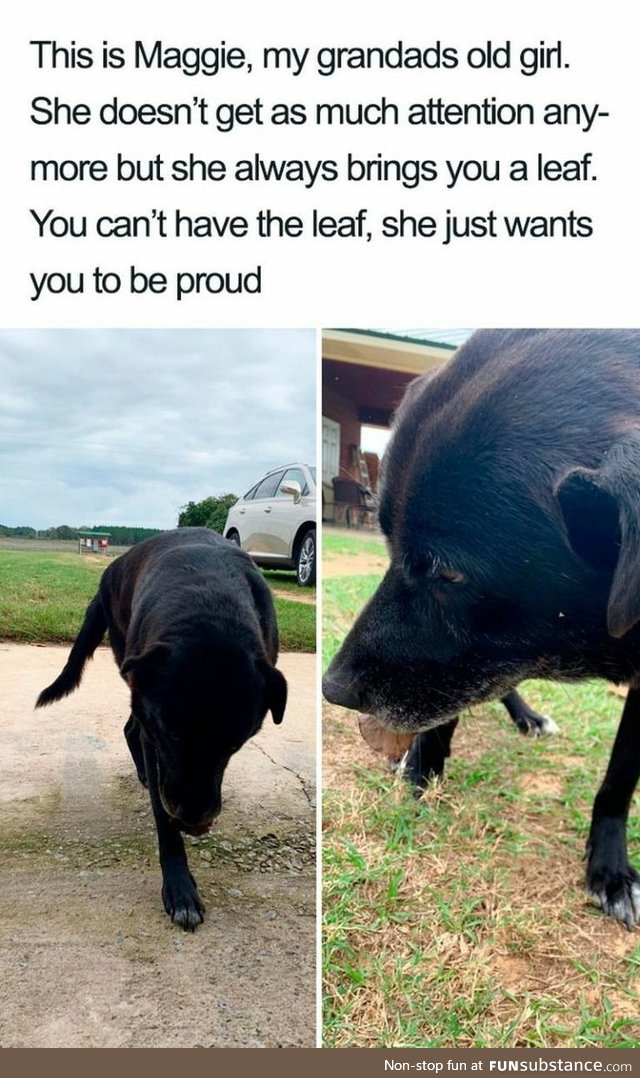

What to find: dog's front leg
left=141, top=736, right=205, bottom=931
left=586, top=686, right=640, bottom=928
left=404, top=718, right=459, bottom=792
left=124, top=714, right=148, bottom=786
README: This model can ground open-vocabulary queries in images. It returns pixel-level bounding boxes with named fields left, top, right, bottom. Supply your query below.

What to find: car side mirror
left=281, top=481, right=302, bottom=503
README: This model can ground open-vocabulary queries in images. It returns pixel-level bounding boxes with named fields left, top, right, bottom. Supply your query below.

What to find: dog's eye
left=439, top=568, right=465, bottom=584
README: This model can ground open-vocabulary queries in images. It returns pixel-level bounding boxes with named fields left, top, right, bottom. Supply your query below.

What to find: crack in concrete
left=251, top=742, right=315, bottom=808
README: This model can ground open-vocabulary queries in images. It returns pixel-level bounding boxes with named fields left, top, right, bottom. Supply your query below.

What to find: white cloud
left=0, top=329, right=315, bottom=529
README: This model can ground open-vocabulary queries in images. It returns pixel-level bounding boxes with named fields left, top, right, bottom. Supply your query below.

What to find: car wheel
left=296, top=529, right=316, bottom=587
left=226, top=530, right=240, bottom=546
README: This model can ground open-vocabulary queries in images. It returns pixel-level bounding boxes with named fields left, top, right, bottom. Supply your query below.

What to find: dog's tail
left=36, top=594, right=107, bottom=708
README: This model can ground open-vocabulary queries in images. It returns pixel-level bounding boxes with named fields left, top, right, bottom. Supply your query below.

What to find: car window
left=253, top=472, right=285, bottom=500
left=277, top=467, right=309, bottom=497
left=243, top=483, right=259, bottom=501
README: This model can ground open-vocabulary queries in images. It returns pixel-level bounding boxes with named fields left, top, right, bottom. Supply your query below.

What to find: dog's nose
left=322, top=670, right=363, bottom=711
left=173, top=802, right=221, bottom=832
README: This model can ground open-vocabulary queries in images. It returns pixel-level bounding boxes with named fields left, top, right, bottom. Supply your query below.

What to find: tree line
left=0, top=496, right=239, bottom=545
left=0, top=524, right=163, bottom=545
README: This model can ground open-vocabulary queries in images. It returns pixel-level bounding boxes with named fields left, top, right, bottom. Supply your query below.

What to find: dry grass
left=322, top=534, right=640, bottom=1047
left=323, top=697, right=640, bottom=1047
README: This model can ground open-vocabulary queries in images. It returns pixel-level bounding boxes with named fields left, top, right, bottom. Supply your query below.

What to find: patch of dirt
left=492, top=953, right=536, bottom=991
left=270, top=587, right=316, bottom=605
left=556, top=755, right=587, bottom=770
left=0, top=645, right=315, bottom=1048
left=605, top=991, right=640, bottom=1019
left=323, top=702, right=369, bottom=787
left=520, top=773, right=565, bottom=798
left=323, top=552, right=388, bottom=579
left=444, top=707, right=507, bottom=765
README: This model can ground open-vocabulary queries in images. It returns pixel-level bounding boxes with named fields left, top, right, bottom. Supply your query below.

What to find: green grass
left=262, top=568, right=316, bottom=596
left=0, top=549, right=315, bottom=652
left=0, top=550, right=105, bottom=642
left=323, top=559, right=640, bottom=1047
left=274, top=596, right=316, bottom=651
left=323, top=575, right=380, bottom=670
left=322, top=532, right=386, bottom=667
left=323, top=532, right=386, bottom=558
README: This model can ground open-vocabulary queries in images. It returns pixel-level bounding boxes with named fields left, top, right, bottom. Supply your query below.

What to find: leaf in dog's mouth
left=357, top=714, right=414, bottom=759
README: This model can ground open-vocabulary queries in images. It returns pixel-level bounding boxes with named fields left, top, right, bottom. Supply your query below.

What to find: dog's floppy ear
left=121, top=642, right=171, bottom=685
left=262, top=663, right=287, bottom=724
left=556, top=433, right=640, bottom=638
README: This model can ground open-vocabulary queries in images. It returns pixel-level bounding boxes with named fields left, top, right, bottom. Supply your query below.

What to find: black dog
left=37, top=528, right=287, bottom=930
left=376, top=366, right=556, bottom=789
left=324, top=329, right=640, bottom=927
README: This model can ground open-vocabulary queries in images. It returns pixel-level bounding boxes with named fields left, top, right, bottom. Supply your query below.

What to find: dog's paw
left=162, top=873, right=205, bottom=931
left=518, top=712, right=558, bottom=737
left=530, top=714, right=559, bottom=737
left=403, top=762, right=444, bottom=795
left=586, top=864, right=640, bottom=930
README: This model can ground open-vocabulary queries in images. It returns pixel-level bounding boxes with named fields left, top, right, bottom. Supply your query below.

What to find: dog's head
left=122, top=632, right=287, bottom=834
left=324, top=330, right=640, bottom=732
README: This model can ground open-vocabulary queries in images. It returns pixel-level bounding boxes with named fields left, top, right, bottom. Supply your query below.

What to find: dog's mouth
left=180, top=820, right=214, bottom=837
left=161, top=797, right=219, bottom=835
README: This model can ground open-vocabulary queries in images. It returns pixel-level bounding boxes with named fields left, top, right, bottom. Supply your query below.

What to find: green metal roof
left=332, top=328, right=473, bottom=351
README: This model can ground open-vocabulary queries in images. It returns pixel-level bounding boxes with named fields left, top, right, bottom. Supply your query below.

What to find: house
left=322, top=328, right=471, bottom=523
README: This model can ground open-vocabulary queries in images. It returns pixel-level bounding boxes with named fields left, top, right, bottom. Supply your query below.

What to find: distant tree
left=55, top=525, right=77, bottom=539
left=177, top=498, right=218, bottom=528
left=178, top=494, right=238, bottom=535
left=43, top=525, right=78, bottom=540
left=0, top=525, right=37, bottom=537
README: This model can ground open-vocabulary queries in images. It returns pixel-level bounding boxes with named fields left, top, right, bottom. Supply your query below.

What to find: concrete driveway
left=0, top=644, right=315, bottom=1048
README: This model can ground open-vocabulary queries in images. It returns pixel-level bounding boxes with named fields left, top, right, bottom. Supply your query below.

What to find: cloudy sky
left=0, top=330, right=315, bottom=529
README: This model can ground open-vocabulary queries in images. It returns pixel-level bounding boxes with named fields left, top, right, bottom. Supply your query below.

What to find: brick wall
left=323, top=382, right=361, bottom=480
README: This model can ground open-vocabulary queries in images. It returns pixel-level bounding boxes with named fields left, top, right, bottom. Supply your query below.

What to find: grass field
left=322, top=533, right=385, bottom=558
left=262, top=569, right=316, bottom=598
left=0, top=549, right=315, bottom=652
left=323, top=533, right=640, bottom=1048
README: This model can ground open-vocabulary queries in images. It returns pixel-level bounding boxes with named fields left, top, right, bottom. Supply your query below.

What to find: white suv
left=224, top=463, right=316, bottom=586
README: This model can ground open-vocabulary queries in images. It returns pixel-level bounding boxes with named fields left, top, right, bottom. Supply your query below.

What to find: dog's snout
left=173, top=802, right=221, bottom=834
left=322, top=668, right=363, bottom=711
left=164, top=792, right=222, bottom=831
